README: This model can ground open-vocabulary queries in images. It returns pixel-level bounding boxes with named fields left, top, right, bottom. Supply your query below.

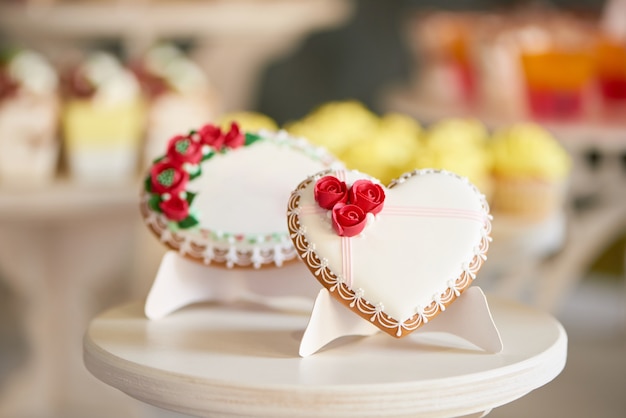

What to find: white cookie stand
left=300, top=287, right=503, bottom=356
left=144, top=251, right=322, bottom=319
left=84, top=295, right=567, bottom=418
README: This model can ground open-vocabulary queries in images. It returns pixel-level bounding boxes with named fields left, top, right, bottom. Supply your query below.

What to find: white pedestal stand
left=84, top=295, right=567, bottom=418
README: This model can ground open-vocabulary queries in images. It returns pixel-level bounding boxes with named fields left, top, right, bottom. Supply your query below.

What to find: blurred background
left=0, top=0, right=625, bottom=417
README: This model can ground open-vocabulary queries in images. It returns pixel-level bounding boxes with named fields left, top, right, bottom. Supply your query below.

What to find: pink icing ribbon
left=341, top=236, right=353, bottom=287
left=299, top=171, right=487, bottom=290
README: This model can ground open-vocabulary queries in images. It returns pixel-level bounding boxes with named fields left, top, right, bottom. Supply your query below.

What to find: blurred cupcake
left=285, top=100, right=379, bottom=157
left=414, top=118, right=492, bottom=197
left=286, top=101, right=426, bottom=184
left=489, top=123, right=570, bottom=220
left=0, top=50, right=60, bottom=185
left=342, top=112, right=422, bottom=184
left=62, top=52, right=145, bottom=182
left=134, top=44, right=219, bottom=166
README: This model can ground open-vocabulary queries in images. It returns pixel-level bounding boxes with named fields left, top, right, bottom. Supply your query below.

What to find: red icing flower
left=349, top=179, right=385, bottom=215
left=150, top=160, right=189, bottom=195
left=332, top=203, right=367, bottom=237
left=223, top=122, right=245, bottom=149
left=166, top=134, right=203, bottom=165
left=314, top=176, right=348, bottom=210
left=159, top=195, right=189, bottom=222
left=198, top=123, right=224, bottom=149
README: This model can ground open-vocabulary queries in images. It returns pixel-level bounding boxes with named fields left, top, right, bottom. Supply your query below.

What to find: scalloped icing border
left=140, top=195, right=298, bottom=269
left=287, top=169, right=492, bottom=338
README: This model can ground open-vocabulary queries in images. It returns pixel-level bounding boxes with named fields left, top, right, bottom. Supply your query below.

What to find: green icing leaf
left=186, top=191, right=197, bottom=205
left=178, top=215, right=199, bottom=229
left=152, top=155, right=166, bottom=164
left=245, top=132, right=262, bottom=146
left=148, top=194, right=162, bottom=213
left=144, top=175, right=152, bottom=192
left=189, top=166, right=202, bottom=181
left=201, top=150, right=215, bottom=161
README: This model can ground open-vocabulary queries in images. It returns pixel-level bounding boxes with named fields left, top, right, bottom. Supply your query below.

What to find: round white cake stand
left=84, top=296, right=567, bottom=418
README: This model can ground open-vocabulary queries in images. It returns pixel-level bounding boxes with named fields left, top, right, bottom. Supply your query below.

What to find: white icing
left=166, top=59, right=208, bottom=94
left=83, top=52, right=141, bottom=105
left=8, top=51, right=58, bottom=95
left=144, top=44, right=209, bottom=94
left=290, top=169, right=490, bottom=327
left=190, top=140, right=327, bottom=235
left=143, top=130, right=340, bottom=268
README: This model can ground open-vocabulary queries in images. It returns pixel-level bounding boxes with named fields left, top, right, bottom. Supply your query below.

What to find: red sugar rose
left=332, top=203, right=368, bottom=237
left=314, top=176, right=348, bottom=210
left=349, top=179, right=385, bottom=215
left=150, top=161, right=189, bottom=195
left=166, top=134, right=204, bottom=165
left=159, top=195, right=189, bottom=222
left=198, top=123, right=224, bottom=149
left=223, top=122, right=245, bottom=149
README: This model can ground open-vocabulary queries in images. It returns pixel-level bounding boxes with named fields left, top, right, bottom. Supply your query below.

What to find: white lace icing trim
left=287, top=168, right=492, bottom=337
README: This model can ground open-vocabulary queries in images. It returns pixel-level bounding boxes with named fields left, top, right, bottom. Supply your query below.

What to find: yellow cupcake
left=414, top=146, right=491, bottom=191
left=285, top=100, right=379, bottom=156
left=62, top=52, right=146, bottom=182
left=414, top=118, right=492, bottom=195
left=488, top=123, right=571, bottom=219
left=63, top=100, right=145, bottom=148
left=490, top=123, right=570, bottom=181
left=343, top=127, right=421, bottom=184
left=286, top=101, right=426, bottom=184
left=426, top=118, right=489, bottom=148
left=379, top=112, right=423, bottom=138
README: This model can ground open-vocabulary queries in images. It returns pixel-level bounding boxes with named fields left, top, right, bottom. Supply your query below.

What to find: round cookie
left=287, top=168, right=492, bottom=338
left=141, top=123, right=340, bottom=268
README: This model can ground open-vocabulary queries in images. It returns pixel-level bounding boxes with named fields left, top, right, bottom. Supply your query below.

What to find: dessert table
left=84, top=296, right=567, bottom=418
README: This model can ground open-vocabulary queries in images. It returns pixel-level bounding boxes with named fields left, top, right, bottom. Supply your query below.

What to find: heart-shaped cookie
left=140, top=124, right=340, bottom=268
left=287, top=169, right=492, bottom=338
